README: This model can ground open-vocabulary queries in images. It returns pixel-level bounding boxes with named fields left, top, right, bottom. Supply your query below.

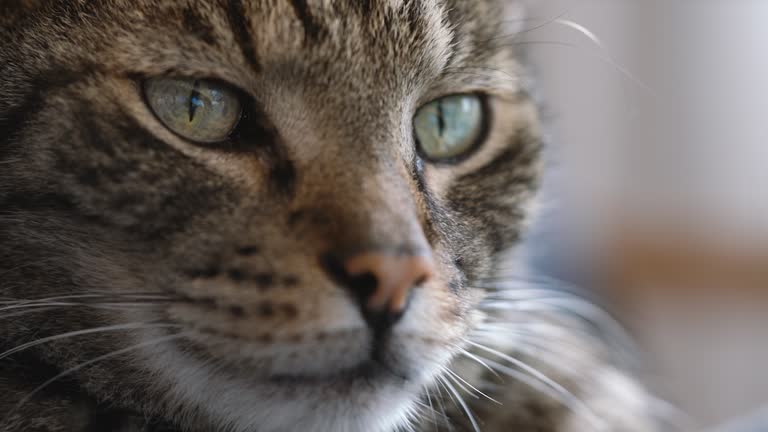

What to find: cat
left=0, top=1, right=665, bottom=431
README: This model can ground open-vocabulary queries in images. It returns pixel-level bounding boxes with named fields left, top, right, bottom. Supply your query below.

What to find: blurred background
left=519, top=1, right=768, bottom=430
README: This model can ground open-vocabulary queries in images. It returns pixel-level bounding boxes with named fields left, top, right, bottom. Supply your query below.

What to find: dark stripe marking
left=455, top=130, right=541, bottom=186
left=0, top=67, right=88, bottom=148
left=0, top=191, right=78, bottom=214
left=182, top=7, right=217, bottom=45
left=268, top=156, right=297, bottom=197
left=229, top=99, right=297, bottom=197
left=0, top=92, right=43, bottom=151
left=289, top=0, right=326, bottom=44
left=349, top=0, right=373, bottom=18
left=410, top=154, right=442, bottom=248
left=225, top=0, right=261, bottom=72
left=402, top=0, right=423, bottom=34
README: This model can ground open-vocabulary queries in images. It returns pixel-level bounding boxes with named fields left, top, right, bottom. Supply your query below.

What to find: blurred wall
left=521, top=1, right=768, bottom=428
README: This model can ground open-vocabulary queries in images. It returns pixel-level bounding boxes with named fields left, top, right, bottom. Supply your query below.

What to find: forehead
left=57, top=0, right=521, bottom=94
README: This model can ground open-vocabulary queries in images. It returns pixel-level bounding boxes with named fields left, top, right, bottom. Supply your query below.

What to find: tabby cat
left=0, top=1, right=664, bottom=431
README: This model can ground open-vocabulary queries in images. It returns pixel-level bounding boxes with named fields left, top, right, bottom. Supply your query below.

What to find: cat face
left=0, top=1, right=540, bottom=430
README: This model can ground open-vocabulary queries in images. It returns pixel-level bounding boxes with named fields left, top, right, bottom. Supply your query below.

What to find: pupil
left=436, top=101, right=446, bottom=137
left=188, top=80, right=203, bottom=122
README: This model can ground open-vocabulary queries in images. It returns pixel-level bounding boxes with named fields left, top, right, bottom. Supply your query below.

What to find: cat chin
left=146, top=341, right=437, bottom=432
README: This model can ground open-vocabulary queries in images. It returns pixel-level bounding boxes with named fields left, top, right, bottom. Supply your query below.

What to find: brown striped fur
left=0, top=1, right=664, bottom=431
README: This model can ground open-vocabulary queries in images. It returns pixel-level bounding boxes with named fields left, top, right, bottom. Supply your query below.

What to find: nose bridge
left=295, top=145, right=427, bottom=256
left=337, top=162, right=426, bottom=254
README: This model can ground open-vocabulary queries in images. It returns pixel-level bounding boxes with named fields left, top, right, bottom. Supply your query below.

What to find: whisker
left=438, top=375, right=481, bottom=432
left=460, top=352, right=593, bottom=422
left=431, top=378, right=450, bottom=430
left=1, top=332, right=187, bottom=426
left=554, top=18, right=605, bottom=50
left=478, top=287, right=635, bottom=359
left=434, top=377, right=460, bottom=425
left=470, top=330, right=586, bottom=359
left=0, top=302, right=95, bottom=312
left=455, top=347, right=501, bottom=380
left=518, top=9, right=572, bottom=35
left=0, top=295, right=105, bottom=305
left=484, top=9, right=573, bottom=43
left=0, top=307, right=58, bottom=320
left=0, top=303, right=171, bottom=323
left=515, top=40, right=656, bottom=98
left=0, top=292, right=172, bottom=305
left=464, top=340, right=601, bottom=428
left=472, top=321, right=590, bottom=341
left=472, top=9, right=656, bottom=101
left=0, top=257, right=62, bottom=279
left=0, top=301, right=169, bottom=314
left=423, top=386, right=440, bottom=432
left=445, top=368, right=501, bottom=406
left=480, top=284, right=588, bottom=297
left=0, top=322, right=182, bottom=361
left=442, top=369, right=480, bottom=400
left=469, top=333, right=593, bottom=383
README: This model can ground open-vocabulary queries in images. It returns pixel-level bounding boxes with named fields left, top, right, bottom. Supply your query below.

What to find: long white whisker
left=0, top=302, right=168, bottom=314
left=0, top=302, right=96, bottom=312
left=0, top=293, right=172, bottom=306
left=483, top=9, right=573, bottom=43
left=431, top=379, right=449, bottom=430
left=0, top=257, right=62, bottom=279
left=435, top=376, right=460, bottom=415
left=442, top=369, right=480, bottom=400
left=0, top=304, right=170, bottom=323
left=465, top=340, right=601, bottom=428
left=423, top=386, right=440, bottom=432
left=456, top=347, right=501, bottom=380
left=470, top=333, right=588, bottom=365
left=439, top=375, right=481, bottom=432
left=464, top=352, right=596, bottom=423
left=513, top=39, right=657, bottom=99
left=0, top=307, right=58, bottom=320
left=0, top=294, right=101, bottom=305
left=472, top=322, right=585, bottom=341
left=553, top=18, right=605, bottom=50
left=445, top=368, right=501, bottom=405
left=0, top=322, right=182, bottom=361
left=1, top=332, right=187, bottom=426
left=478, top=293, right=635, bottom=358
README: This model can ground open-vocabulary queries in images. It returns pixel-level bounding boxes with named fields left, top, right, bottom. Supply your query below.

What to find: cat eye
left=413, top=94, right=487, bottom=162
left=144, top=78, right=242, bottom=143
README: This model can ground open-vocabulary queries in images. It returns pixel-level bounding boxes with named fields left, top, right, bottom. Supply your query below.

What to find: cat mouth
left=176, top=324, right=421, bottom=387
left=264, top=359, right=410, bottom=386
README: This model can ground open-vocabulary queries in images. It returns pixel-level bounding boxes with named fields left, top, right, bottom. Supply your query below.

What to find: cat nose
left=322, top=252, right=434, bottom=332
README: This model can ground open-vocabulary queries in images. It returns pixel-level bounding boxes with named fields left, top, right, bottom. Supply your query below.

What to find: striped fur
left=0, top=1, right=663, bottom=431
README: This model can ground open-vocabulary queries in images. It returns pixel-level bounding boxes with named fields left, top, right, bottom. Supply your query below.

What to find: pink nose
left=342, top=252, right=434, bottom=315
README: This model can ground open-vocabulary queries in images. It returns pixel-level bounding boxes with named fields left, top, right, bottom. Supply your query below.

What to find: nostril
left=319, top=253, right=350, bottom=285
left=347, top=272, right=378, bottom=304
left=320, top=250, right=434, bottom=332
left=320, top=254, right=378, bottom=302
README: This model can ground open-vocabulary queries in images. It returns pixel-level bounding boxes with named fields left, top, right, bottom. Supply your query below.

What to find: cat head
left=0, top=1, right=540, bottom=430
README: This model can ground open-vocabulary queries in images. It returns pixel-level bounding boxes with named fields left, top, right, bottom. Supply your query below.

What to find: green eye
left=144, top=78, right=242, bottom=143
left=413, top=94, right=487, bottom=162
